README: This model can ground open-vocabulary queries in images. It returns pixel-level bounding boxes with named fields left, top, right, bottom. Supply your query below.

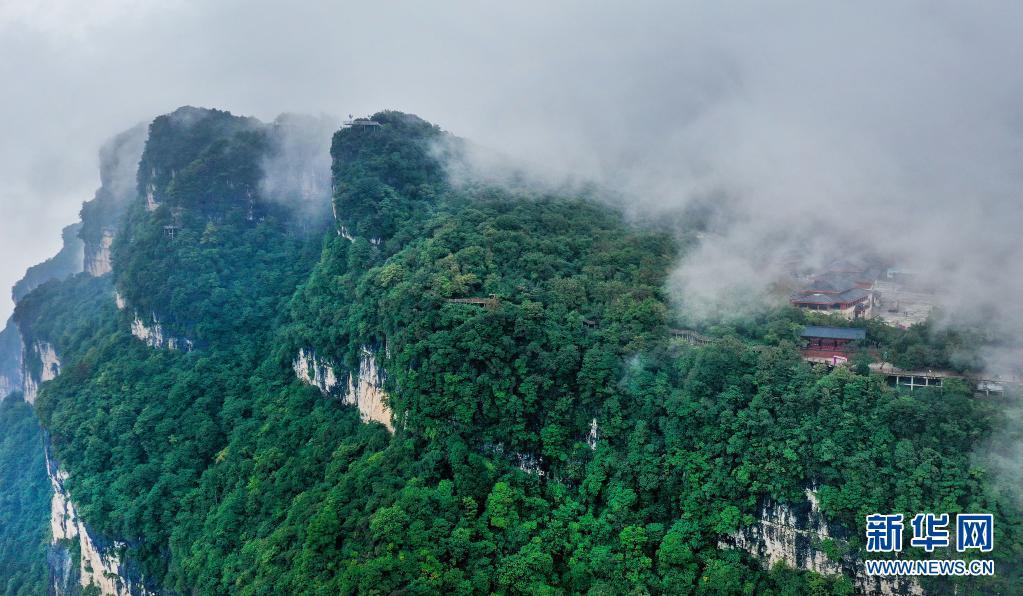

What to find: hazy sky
left=2, top=0, right=1023, bottom=332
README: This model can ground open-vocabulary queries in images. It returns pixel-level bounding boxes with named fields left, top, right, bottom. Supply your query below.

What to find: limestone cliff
left=79, top=123, right=147, bottom=279
left=22, top=341, right=60, bottom=405
left=294, top=346, right=394, bottom=431
left=84, top=230, right=115, bottom=277
left=722, top=488, right=922, bottom=595
left=20, top=333, right=145, bottom=594
left=46, top=444, right=150, bottom=595
left=131, top=313, right=194, bottom=352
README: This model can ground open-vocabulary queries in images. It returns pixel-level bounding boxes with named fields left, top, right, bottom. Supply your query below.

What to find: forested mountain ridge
left=0, top=107, right=1018, bottom=594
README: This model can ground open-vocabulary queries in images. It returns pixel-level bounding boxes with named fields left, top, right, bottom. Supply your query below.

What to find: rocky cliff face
left=22, top=341, right=60, bottom=405
left=23, top=338, right=144, bottom=594
left=46, top=444, right=149, bottom=595
left=294, top=346, right=394, bottom=431
left=84, top=230, right=115, bottom=277
left=78, top=123, right=147, bottom=280
left=131, top=313, right=194, bottom=351
left=723, top=489, right=921, bottom=595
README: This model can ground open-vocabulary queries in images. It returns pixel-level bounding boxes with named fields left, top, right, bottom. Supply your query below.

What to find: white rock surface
left=131, top=314, right=193, bottom=351
left=47, top=449, right=148, bottom=595
left=723, top=488, right=922, bottom=595
left=22, top=341, right=60, bottom=404
left=144, top=179, right=158, bottom=212
left=294, top=346, right=394, bottom=431
left=85, top=230, right=114, bottom=277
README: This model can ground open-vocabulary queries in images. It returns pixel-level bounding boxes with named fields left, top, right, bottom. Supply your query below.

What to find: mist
left=261, top=113, right=337, bottom=224
left=2, top=0, right=1022, bottom=366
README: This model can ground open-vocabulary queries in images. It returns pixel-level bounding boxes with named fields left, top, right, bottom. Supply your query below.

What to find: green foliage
left=0, top=317, right=21, bottom=392
left=12, top=108, right=1021, bottom=594
left=0, top=398, right=50, bottom=595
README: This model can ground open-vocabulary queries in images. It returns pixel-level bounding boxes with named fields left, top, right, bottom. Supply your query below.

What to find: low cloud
left=260, top=113, right=338, bottom=225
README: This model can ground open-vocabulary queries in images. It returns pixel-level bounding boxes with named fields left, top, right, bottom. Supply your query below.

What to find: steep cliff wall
left=130, top=313, right=194, bottom=351
left=344, top=347, right=393, bottom=431
left=294, top=346, right=394, bottom=431
left=4, top=221, right=88, bottom=402
left=723, top=489, right=922, bottom=595
left=84, top=230, right=115, bottom=277
left=22, top=341, right=60, bottom=405
left=293, top=348, right=340, bottom=394
left=46, top=444, right=149, bottom=595
left=79, top=123, right=147, bottom=280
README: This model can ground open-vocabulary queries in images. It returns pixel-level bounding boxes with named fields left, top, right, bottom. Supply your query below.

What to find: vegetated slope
left=14, top=109, right=1020, bottom=594
left=0, top=397, right=50, bottom=594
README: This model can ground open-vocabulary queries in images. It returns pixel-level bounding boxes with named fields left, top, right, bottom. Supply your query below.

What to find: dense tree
left=9, top=109, right=1019, bottom=593
left=0, top=398, right=50, bottom=594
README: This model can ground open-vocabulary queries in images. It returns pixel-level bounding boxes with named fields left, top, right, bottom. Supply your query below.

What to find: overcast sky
left=2, top=0, right=1022, bottom=333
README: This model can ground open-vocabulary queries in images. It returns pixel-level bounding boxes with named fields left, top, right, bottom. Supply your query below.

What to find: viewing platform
left=869, top=362, right=1020, bottom=394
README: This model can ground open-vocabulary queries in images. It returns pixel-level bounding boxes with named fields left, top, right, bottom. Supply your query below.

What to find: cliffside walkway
left=869, top=362, right=1020, bottom=394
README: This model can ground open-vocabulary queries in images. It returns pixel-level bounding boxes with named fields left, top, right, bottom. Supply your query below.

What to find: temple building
left=790, top=271, right=876, bottom=319
left=800, top=326, right=866, bottom=365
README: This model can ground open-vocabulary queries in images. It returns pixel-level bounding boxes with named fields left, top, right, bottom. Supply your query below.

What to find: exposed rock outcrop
left=344, top=347, right=392, bottom=430
left=22, top=341, right=60, bottom=404
left=294, top=346, right=394, bottom=431
left=293, top=348, right=340, bottom=394
left=515, top=452, right=545, bottom=477
left=46, top=444, right=149, bottom=595
left=84, top=230, right=115, bottom=276
left=131, top=313, right=194, bottom=351
left=144, top=180, right=159, bottom=212
left=723, top=488, right=922, bottom=595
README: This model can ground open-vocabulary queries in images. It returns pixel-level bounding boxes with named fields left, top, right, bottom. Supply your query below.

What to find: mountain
left=2, top=107, right=1018, bottom=594
left=0, top=222, right=86, bottom=403
left=11, top=224, right=84, bottom=305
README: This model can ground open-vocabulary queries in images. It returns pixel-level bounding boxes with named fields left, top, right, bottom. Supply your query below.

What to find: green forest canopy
left=6, top=109, right=1019, bottom=594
